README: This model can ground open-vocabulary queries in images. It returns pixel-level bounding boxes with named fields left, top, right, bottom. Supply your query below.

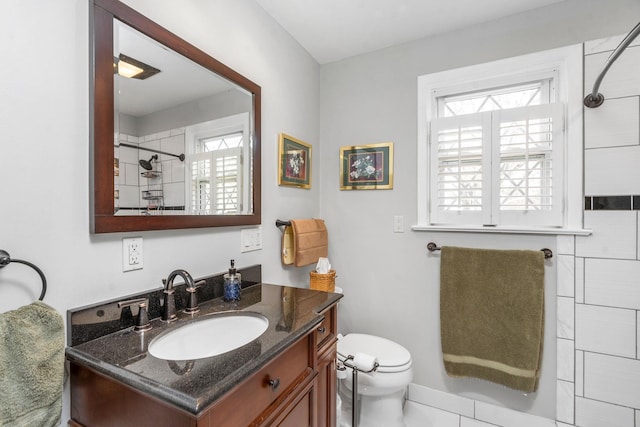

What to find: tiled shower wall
left=115, top=128, right=186, bottom=212
left=567, top=35, right=640, bottom=427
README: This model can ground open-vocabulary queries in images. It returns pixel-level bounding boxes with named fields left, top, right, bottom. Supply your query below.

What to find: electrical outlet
left=123, top=237, right=143, bottom=272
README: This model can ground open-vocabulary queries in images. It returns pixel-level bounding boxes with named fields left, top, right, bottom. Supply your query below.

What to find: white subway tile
left=118, top=185, right=138, bottom=207
left=460, top=418, right=494, bottom=427
left=139, top=139, right=161, bottom=151
left=407, top=383, right=474, bottom=417
left=584, top=258, right=640, bottom=310
left=119, top=146, right=139, bottom=164
left=475, top=401, right=556, bottom=427
left=637, top=311, right=639, bottom=359
left=585, top=147, right=640, bottom=195
left=584, top=352, right=640, bottom=409
left=170, top=160, right=185, bottom=184
left=585, top=46, right=640, bottom=99
left=585, top=96, right=639, bottom=149
left=557, top=339, right=574, bottom=382
left=143, top=133, right=158, bottom=142
left=575, top=397, right=635, bottom=427
left=557, top=296, right=575, bottom=340
left=576, top=212, right=637, bottom=260
left=170, top=127, right=185, bottom=136
left=575, top=257, right=585, bottom=304
left=557, top=255, right=575, bottom=298
left=160, top=134, right=185, bottom=162
left=584, top=34, right=640, bottom=55
left=576, top=304, right=636, bottom=358
left=156, top=130, right=171, bottom=139
left=576, top=350, right=584, bottom=397
left=557, top=236, right=575, bottom=256
left=163, top=182, right=186, bottom=207
left=124, top=163, right=139, bottom=186
left=556, top=380, right=574, bottom=425
left=404, top=401, right=460, bottom=427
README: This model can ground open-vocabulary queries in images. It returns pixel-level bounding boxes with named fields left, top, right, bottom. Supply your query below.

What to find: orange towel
left=290, top=219, right=328, bottom=267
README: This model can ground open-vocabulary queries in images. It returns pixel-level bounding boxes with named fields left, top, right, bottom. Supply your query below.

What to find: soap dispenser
left=223, top=259, right=241, bottom=301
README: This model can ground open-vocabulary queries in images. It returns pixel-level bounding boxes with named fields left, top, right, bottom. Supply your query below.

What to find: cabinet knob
left=267, top=378, right=280, bottom=391
left=317, top=326, right=326, bottom=334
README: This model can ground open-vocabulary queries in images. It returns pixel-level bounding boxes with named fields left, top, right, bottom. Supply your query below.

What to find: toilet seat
left=337, top=333, right=412, bottom=373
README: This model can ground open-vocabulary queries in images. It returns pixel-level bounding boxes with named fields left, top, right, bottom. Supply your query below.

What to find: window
left=185, top=114, right=249, bottom=215
left=417, top=45, right=584, bottom=233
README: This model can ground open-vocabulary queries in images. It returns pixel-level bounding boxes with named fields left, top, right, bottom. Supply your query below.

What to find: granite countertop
left=65, top=283, right=342, bottom=415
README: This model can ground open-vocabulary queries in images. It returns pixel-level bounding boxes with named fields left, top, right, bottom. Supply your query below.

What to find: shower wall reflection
left=114, top=129, right=186, bottom=215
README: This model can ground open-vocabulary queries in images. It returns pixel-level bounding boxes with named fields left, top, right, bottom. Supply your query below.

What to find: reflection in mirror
left=113, top=21, right=253, bottom=217
left=92, top=0, right=261, bottom=233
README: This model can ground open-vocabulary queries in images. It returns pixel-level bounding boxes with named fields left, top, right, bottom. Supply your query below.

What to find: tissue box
left=309, top=269, right=336, bottom=292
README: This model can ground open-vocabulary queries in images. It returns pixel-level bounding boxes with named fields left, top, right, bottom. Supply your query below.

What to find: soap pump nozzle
left=228, top=259, right=237, bottom=277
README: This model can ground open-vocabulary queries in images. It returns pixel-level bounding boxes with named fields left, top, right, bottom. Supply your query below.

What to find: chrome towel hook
left=0, top=249, right=47, bottom=301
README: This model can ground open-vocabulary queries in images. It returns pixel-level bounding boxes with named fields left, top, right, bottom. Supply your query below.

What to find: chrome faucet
left=161, top=269, right=204, bottom=321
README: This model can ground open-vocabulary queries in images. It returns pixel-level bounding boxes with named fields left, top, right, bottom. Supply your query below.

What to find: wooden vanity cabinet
left=69, top=304, right=338, bottom=427
left=314, top=305, right=338, bottom=427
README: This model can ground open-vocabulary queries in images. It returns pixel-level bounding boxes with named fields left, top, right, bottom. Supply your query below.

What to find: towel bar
left=275, top=219, right=291, bottom=228
left=0, top=249, right=47, bottom=300
left=426, top=242, right=553, bottom=259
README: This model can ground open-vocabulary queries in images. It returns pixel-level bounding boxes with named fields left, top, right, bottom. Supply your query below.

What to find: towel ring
left=0, top=250, right=47, bottom=301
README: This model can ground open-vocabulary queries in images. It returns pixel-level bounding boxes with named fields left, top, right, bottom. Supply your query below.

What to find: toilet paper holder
left=337, top=355, right=379, bottom=427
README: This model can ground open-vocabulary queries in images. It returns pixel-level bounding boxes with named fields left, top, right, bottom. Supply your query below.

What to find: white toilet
left=337, top=333, right=413, bottom=427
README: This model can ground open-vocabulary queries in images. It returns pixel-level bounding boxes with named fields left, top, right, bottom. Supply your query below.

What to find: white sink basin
left=148, top=312, right=269, bottom=361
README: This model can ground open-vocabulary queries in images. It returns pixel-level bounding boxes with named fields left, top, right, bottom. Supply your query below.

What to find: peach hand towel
left=290, top=219, right=328, bottom=267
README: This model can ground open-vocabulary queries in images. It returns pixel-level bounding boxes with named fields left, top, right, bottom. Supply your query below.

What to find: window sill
left=411, top=224, right=592, bottom=236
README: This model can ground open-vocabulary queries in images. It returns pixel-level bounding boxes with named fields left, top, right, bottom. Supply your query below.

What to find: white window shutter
left=189, top=152, right=212, bottom=215
left=429, top=112, right=492, bottom=225
left=213, top=147, right=242, bottom=214
left=492, top=103, right=564, bottom=226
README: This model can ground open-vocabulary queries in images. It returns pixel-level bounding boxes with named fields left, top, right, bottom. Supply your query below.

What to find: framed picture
left=278, top=133, right=311, bottom=189
left=340, top=142, right=394, bottom=190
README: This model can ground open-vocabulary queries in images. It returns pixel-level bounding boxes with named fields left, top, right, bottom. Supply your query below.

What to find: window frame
left=416, top=45, right=586, bottom=235
left=185, top=113, right=250, bottom=215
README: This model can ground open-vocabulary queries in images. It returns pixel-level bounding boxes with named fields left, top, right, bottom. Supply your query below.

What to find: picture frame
left=278, top=133, right=312, bottom=189
left=340, top=142, right=394, bottom=190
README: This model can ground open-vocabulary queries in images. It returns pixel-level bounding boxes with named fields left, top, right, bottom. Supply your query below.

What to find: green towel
left=0, top=301, right=65, bottom=427
left=440, top=246, right=544, bottom=393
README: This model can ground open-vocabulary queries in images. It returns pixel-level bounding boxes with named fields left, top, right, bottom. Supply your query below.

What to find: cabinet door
left=274, top=381, right=315, bottom=427
left=316, top=345, right=337, bottom=427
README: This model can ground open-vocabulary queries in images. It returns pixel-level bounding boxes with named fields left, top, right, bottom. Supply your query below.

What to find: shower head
left=139, top=154, right=158, bottom=171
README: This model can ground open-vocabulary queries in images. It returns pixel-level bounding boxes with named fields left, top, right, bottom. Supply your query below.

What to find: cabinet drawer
left=211, top=336, right=312, bottom=427
left=316, top=306, right=336, bottom=351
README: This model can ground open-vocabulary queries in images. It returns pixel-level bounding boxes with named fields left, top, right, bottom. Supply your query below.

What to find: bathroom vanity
left=66, top=275, right=341, bottom=427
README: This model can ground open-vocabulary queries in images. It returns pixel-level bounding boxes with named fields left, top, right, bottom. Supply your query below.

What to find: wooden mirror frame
left=91, top=0, right=261, bottom=233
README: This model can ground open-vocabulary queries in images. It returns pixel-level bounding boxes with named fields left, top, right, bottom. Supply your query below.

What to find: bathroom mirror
left=91, top=0, right=261, bottom=233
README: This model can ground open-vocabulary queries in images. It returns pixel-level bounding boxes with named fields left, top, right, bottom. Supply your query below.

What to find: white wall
left=0, top=0, right=320, bottom=422
left=319, top=0, right=640, bottom=419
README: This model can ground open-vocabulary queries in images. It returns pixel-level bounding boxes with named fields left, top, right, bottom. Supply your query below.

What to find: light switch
left=393, top=216, right=404, bottom=233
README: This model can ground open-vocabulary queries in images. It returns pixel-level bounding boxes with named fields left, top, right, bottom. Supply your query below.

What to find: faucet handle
left=184, top=280, right=206, bottom=314
left=117, top=298, right=151, bottom=332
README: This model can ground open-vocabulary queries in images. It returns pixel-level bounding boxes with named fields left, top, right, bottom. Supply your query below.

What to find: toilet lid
left=337, top=333, right=412, bottom=372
